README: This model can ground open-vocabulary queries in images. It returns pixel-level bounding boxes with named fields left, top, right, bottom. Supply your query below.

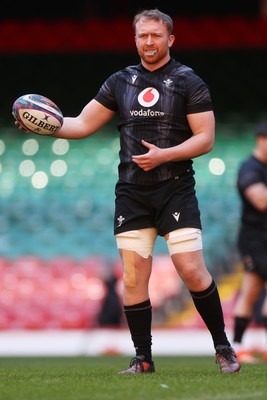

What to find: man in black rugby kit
left=16, top=9, right=240, bottom=373
left=233, top=121, right=267, bottom=363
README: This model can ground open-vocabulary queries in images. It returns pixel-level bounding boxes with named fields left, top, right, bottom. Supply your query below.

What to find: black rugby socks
left=190, top=279, right=230, bottom=348
left=123, top=299, right=152, bottom=363
left=233, top=316, right=251, bottom=344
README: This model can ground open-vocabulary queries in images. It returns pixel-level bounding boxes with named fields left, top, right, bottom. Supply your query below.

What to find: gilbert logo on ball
left=12, top=94, right=63, bottom=135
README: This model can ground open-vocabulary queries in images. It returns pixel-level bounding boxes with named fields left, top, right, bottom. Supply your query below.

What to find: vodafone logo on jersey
left=129, top=87, right=164, bottom=117
left=138, top=87, right=159, bottom=107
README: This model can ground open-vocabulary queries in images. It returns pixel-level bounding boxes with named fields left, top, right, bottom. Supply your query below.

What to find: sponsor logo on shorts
left=172, top=212, right=180, bottom=222
left=117, top=215, right=125, bottom=227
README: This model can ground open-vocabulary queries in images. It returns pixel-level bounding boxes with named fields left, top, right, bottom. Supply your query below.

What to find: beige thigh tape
left=166, top=228, right=203, bottom=255
left=116, top=228, right=157, bottom=287
left=116, top=228, right=157, bottom=258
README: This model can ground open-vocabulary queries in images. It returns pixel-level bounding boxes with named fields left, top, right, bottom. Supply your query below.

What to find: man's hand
left=14, top=121, right=31, bottom=134
left=132, top=140, right=166, bottom=171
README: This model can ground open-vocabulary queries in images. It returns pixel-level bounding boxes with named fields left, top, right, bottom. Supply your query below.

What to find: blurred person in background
left=16, top=9, right=240, bottom=374
left=233, top=120, right=267, bottom=363
left=97, top=273, right=122, bottom=327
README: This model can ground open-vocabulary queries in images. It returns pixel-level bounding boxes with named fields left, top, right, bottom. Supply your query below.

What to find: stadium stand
left=0, top=125, right=253, bottom=261
left=0, top=16, right=267, bottom=53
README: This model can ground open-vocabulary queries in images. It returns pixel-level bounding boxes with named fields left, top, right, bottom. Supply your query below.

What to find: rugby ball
left=12, top=94, right=63, bottom=135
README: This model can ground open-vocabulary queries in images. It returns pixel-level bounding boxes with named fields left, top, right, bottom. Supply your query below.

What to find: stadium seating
left=0, top=124, right=254, bottom=262
left=0, top=17, right=267, bottom=52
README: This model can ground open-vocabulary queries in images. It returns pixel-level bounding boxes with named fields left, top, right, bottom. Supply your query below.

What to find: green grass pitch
left=0, top=356, right=267, bottom=400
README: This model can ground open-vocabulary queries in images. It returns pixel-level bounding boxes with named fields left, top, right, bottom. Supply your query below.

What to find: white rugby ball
left=12, top=94, right=63, bottom=135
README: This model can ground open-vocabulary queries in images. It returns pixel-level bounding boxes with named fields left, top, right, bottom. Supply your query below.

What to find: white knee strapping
left=166, top=228, right=203, bottom=255
left=115, top=228, right=157, bottom=258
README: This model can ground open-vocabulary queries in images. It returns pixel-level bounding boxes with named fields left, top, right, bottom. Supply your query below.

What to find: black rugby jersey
left=237, top=155, right=267, bottom=229
left=94, top=58, right=213, bottom=185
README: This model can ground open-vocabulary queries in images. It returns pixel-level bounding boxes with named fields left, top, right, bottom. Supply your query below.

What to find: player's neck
left=141, top=55, right=171, bottom=71
left=254, top=147, right=267, bottom=164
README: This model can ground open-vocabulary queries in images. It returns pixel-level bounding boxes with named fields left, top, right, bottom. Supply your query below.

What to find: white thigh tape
left=166, top=228, right=203, bottom=255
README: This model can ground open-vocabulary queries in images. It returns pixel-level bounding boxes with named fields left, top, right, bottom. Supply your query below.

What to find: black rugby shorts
left=238, top=226, right=267, bottom=281
left=114, top=171, right=202, bottom=237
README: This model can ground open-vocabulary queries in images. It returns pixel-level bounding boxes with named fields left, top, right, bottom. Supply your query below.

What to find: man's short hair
left=133, top=9, right=173, bottom=35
